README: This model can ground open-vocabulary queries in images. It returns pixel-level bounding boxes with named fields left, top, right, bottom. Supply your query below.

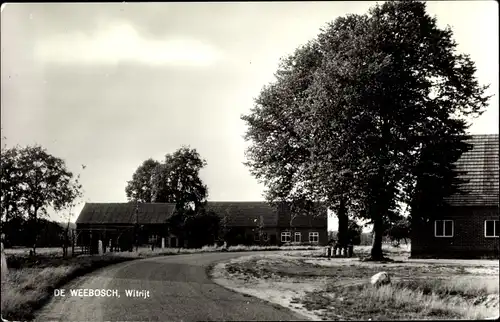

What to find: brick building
left=75, top=201, right=328, bottom=252
left=411, top=134, right=499, bottom=259
left=207, top=202, right=328, bottom=245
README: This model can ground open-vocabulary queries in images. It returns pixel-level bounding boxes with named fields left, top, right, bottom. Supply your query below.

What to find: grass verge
left=302, top=277, right=499, bottom=320
left=1, top=255, right=132, bottom=321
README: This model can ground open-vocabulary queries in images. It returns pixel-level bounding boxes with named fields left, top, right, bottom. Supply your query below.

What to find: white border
left=484, top=220, right=499, bottom=238
left=434, top=220, right=454, bottom=237
left=309, top=231, right=319, bottom=243
left=294, top=232, right=301, bottom=242
left=281, top=231, right=291, bottom=242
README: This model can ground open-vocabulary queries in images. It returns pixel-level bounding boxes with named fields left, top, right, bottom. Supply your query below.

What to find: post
left=71, top=230, right=75, bottom=257
left=1, top=241, right=8, bottom=282
left=135, top=201, right=139, bottom=252
left=98, top=240, right=103, bottom=255
left=161, top=237, right=165, bottom=249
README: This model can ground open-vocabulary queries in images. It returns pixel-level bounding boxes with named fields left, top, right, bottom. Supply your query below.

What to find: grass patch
left=93, top=244, right=322, bottom=259
left=304, top=277, right=499, bottom=320
left=1, top=255, right=132, bottom=321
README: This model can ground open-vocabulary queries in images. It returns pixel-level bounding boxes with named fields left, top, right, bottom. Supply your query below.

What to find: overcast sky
left=1, top=1, right=498, bottom=230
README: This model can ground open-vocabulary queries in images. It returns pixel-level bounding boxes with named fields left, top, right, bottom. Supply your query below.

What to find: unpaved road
left=34, top=252, right=307, bottom=322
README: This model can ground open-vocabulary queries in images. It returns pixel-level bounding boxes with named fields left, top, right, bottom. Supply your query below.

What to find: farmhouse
left=411, top=134, right=499, bottom=259
left=75, top=201, right=328, bottom=253
left=206, top=202, right=328, bottom=245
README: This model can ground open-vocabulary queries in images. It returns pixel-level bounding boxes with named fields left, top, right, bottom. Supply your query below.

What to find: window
left=485, top=220, right=499, bottom=238
left=309, top=232, right=319, bottom=243
left=435, top=220, right=453, bottom=237
left=281, top=231, right=291, bottom=242
left=294, top=232, right=301, bottom=243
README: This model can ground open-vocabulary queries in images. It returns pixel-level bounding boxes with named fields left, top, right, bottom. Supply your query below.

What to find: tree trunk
left=370, top=213, right=384, bottom=260
left=336, top=199, right=349, bottom=247
left=31, top=209, right=38, bottom=256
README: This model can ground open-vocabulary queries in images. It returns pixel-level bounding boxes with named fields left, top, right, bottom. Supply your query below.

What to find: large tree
left=150, top=146, right=208, bottom=211
left=125, top=158, right=161, bottom=203
left=0, top=145, right=83, bottom=255
left=241, top=0, right=489, bottom=260
left=126, top=146, right=209, bottom=242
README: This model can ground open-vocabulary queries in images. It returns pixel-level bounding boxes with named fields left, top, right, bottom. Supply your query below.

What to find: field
left=210, top=244, right=500, bottom=320
left=0, top=244, right=322, bottom=320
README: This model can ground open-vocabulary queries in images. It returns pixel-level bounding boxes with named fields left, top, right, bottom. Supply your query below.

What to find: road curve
left=35, top=252, right=308, bottom=321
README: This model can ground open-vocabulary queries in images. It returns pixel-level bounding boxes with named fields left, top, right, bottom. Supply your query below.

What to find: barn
left=75, top=202, right=176, bottom=253
left=75, top=201, right=328, bottom=253
left=411, top=134, right=499, bottom=259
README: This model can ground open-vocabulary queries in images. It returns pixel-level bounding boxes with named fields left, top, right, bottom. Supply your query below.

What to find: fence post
left=1, top=242, right=7, bottom=282
left=98, top=240, right=103, bottom=255
left=71, top=230, right=75, bottom=257
left=161, top=238, right=165, bottom=249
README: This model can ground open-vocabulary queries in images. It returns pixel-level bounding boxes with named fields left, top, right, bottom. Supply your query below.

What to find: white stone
left=98, top=240, right=103, bottom=255
left=370, top=271, right=390, bottom=286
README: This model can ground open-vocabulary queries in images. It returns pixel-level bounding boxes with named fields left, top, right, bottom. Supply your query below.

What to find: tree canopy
left=0, top=144, right=83, bottom=254
left=241, top=0, right=490, bottom=260
left=126, top=146, right=208, bottom=211
left=125, top=146, right=211, bottom=243
left=125, top=158, right=161, bottom=203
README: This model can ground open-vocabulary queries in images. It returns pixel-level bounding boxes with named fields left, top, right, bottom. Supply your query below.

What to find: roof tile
left=445, top=134, right=499, bottom=207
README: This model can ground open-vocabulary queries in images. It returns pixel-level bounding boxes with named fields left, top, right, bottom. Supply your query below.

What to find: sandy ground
left=210, top=253, right=500, bottom=321
left=211, top=255, right=327, bottom=320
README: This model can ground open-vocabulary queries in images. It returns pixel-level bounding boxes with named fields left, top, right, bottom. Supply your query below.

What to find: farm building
left=411, top=134, right=499, bottom=259
left=206, top=202, right=328, bottom=245
left=75, top=201, right=328, bottom=253
left=75, top=202, right=176, bottom=254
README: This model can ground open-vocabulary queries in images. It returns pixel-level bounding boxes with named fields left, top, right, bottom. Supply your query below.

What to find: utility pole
left=135, top=201, right=139, bottom=252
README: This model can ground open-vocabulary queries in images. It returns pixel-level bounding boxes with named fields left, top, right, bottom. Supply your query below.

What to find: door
left=294, top=232, right=301, bottom=243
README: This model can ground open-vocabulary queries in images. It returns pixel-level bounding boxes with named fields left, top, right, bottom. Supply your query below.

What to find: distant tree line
left=0, top=217, right=74, bottom=248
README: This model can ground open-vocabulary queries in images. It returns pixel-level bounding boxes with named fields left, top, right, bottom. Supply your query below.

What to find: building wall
left=76, top=223, right=170, bottom=252
left=411, top=206, right=499, bottom=259
left=277, top=227, right=328, bottom=245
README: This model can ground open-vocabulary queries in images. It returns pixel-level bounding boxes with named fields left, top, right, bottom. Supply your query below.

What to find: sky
left=1, top=1, right=498, bottom=231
